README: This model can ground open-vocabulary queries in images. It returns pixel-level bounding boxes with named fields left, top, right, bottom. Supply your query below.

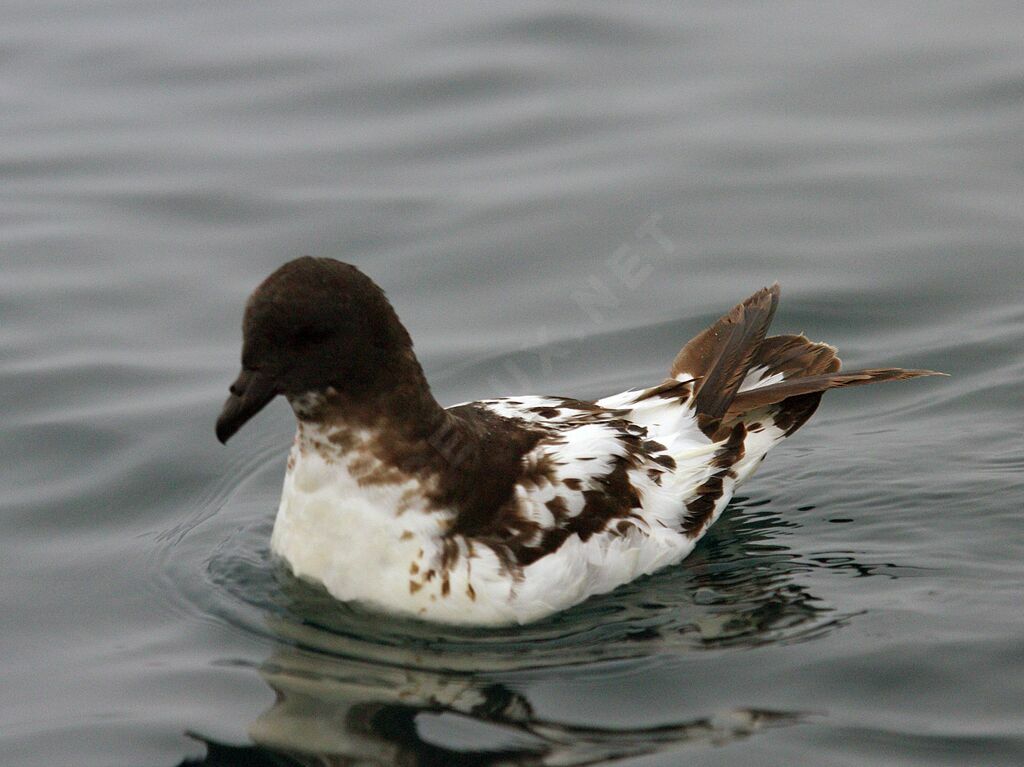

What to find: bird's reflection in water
left=181, top=502, right=878, bottom=766
left=185, top=640, right=799, bottom=766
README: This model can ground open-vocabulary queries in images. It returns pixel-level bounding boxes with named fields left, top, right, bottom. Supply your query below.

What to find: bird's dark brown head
left=216, top=256, right=428, bottom=443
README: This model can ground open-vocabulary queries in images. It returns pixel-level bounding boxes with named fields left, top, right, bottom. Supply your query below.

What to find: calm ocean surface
left=3, top=2, right=1023, bottom=765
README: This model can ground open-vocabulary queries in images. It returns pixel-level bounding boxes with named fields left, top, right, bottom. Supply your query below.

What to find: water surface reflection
left=184, top=641, right=800, bottom=766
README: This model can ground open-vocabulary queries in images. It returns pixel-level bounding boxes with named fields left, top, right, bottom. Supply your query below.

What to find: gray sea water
left=3, top=2, right=1023, bottom=765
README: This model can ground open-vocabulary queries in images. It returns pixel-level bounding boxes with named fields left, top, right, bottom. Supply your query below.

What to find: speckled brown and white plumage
left=217, top=258, right=942, bottom=625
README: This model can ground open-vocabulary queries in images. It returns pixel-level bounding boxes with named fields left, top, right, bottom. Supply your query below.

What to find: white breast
left=270, top=426, right=515, bottom=623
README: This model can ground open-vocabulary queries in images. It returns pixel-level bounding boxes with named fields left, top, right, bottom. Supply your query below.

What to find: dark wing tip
left=871, top=368, right=949, bottom=380
left=746, top=282, right=781, bottom=308
left=687, top=284, right=783, bottom=424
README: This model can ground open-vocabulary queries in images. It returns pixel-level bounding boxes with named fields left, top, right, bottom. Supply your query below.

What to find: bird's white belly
left=270, top=445, right=518, bottom=623
left=271, top=446, right=445, bottom=612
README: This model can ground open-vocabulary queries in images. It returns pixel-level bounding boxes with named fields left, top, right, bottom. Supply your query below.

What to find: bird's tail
left=671, top=284, right=943, bottom=442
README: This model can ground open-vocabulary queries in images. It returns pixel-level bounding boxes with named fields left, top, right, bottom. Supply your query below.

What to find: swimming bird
left=216, top=257, right=940, bottom=625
